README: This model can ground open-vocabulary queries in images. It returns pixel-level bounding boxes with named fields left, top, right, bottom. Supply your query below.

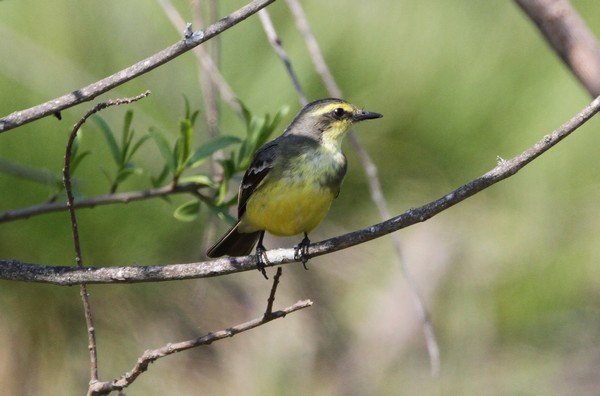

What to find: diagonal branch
left=88, top=299, right=313, bottom=395
left=3, top=95, right=599, bottom=285
left=258, top=9, right=308, bottom=104
left=515, top=0, right=600, bottom=96
left=0, top=0, right=276, bottom=133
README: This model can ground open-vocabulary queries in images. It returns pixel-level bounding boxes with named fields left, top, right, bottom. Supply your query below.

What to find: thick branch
left=2, top=96, right=599, bottom=285
left=515, top=0, right=600, bottom=96
left=0, top=0, right=275, bottom=133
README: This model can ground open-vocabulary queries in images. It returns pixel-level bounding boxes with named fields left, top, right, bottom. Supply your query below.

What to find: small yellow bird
left=207, top=98, right=382, bottom=277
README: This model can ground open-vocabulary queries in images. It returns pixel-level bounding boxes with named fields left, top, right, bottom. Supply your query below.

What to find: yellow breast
left=240, top=178, right=335, bottom=236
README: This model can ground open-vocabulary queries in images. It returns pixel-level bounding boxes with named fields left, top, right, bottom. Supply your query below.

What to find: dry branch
left=88, top=299, right=313, bottom=395
left=0, top=182, right=208, bottom=223
left=515, top=0, right=600, bottom=96
left=0, top=0, right=275, bottom=133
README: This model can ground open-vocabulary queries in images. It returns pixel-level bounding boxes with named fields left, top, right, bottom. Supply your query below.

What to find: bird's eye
left=333, top=107, right=345, bottom=118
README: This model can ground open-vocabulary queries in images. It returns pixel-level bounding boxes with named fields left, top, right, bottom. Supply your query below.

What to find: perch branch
left=2, top=95, right=599, bottom=284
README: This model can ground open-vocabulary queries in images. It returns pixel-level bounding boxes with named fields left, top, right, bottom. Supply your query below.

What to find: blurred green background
left=2, top=0, right=600, bottom=395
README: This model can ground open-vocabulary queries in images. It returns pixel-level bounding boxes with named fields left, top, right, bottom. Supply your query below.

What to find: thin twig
left=515, top=0, right=600, bottom=97
left=3, top=95, right=599, bottom=285
left=192, top=0, right=222, bottom=139
left=265, top=267, right=284, bottom=317
left=285, top=0, right=339, bottom=96
left=88, top=299, right=313, bottom=395
left=64, top=92, right=150, bottom=390
left=285, top=0, right=441, bottom=375
left=157, top=0, right=241, bottom=114
left=0, top=181, right=207, bottom=223
left=258, top=9, right=307, bottom=104
left=0, top=0, right=275, bottom=132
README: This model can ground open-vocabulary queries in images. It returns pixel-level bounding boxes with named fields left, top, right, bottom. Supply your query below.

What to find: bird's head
left=285, top=98, right=383, bottom=146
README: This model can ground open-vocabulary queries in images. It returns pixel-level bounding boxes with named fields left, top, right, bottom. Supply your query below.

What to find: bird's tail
left=206, top=221, right=261, bottom=258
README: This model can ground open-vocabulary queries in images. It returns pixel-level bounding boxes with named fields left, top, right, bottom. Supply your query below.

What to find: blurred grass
left=2, top=0, right=600, bottom=395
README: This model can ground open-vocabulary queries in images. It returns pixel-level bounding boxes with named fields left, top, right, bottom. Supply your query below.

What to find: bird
left=206, top=98, right=383, bottom=278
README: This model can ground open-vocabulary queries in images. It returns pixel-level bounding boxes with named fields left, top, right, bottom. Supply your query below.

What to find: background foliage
left=1, top=0, right=600, bottom=394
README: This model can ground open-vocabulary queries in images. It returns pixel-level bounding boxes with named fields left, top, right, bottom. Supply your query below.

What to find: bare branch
left=285, top=0, right=340, bottom=97
left=88, top=299, right=313, bottom=395
left=0, top=182, right=207, bottom=223
left=258, top=9, right=307, bottom=104
left=0, top=0, right=275, bottom=133
left=3, top=95, right=599, bottom=285
left=64, top=92, right=151, bottom=387
left=157, top=0, right=241, bottom=114
left=515, top=0, right=600, bottom=96
left=264, top=267, right=284, bottom=317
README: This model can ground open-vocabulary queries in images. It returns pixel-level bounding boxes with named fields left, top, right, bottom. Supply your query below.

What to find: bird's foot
left=294, top=234, right=311, bottom=270
left=256, top=243, right=270, bottom=279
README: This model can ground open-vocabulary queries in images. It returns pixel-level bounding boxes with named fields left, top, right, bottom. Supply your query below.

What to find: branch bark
left=0, top=182, right=208, bottom=223
left=3, top=95, right=599, bottom=285
left=88, top=299, right=312, bottom=395
left=0, top=0, right=275, bottom=133
left=515, top=0, right=600, bottom=96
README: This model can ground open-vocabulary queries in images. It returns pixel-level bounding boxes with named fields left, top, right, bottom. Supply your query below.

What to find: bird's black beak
left=353, top=110, right=383, bottom=122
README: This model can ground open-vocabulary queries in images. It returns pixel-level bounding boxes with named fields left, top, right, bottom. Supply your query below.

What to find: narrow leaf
left=178, top=175, right=214, bottom=187
left=189, top=135, right=241, bottom=168
left=92, top=114, right=121, bottom=164
left=173, top=200, right=201, bottom=222
left=149, top=127, right=176, bottom=173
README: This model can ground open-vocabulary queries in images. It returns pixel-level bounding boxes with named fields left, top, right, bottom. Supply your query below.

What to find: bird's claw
left=294, top=234, right=311, bottom=270
left=256, top=243, right=270, bottom=279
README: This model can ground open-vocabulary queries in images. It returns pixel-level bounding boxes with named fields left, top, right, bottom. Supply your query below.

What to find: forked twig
left=63, top=92, right=150, bottom=391
left=88, top=299, right=313, bottom=395
left=264, top=267, right=284, bottom=317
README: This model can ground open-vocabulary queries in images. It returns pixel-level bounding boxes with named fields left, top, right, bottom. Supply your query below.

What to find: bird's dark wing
left=237, top=141, right=278, bottom=218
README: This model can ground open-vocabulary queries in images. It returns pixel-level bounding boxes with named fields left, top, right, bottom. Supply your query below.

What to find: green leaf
left=99, top=165, right=113, bottom=185
left=235, top=105, right=287, bottom=170
left=92, top=114, right=121, bottom=164
left=178, top=175, right=214, bottom=187
left=121, top=110, right=134, bottom=161
left=151, top=164, right=170, bottom=188
left=190, top=110, right=200, bottom=126
left=149, top=127, right=176, bottom=173
left=189, top=135, right=241, bottom=168
left=177, top=119, right=193, bottom=171
left=238, top=99, right=252, bottom=127
left=173, top=199, right=201, bottom=222
left=71, top=151, right=91, bottom=174
left=126, top=134, right=151, bottom=163
left=183, top=95, right=192, bottom=120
